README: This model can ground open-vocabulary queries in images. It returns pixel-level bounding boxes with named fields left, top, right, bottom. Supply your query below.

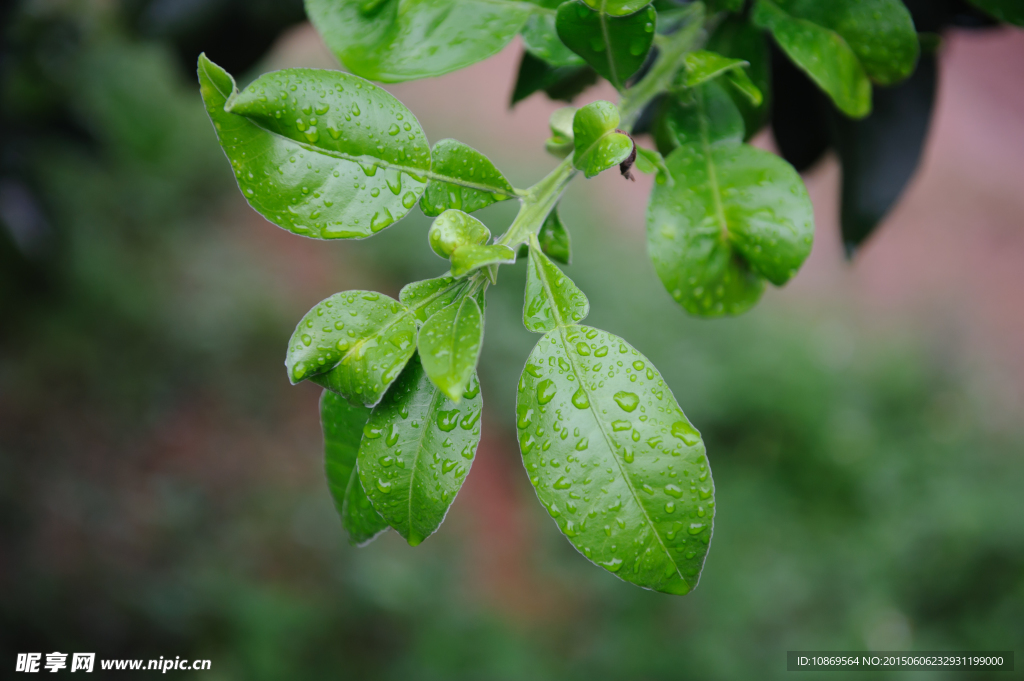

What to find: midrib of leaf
left=553, top=324, right=684, bottom=584
left=332, top=308, right=411, bottom=375
left=238, top=117, right=520, bottom=200
left=696, top=88, right=731, bottom=244
left=409, top=278, right=470, bottom=318
left=443, top=298, right=469, bottom=380
left=599, top=1, right=622, bottom=90
left=405, top=383, right=447, bottom=540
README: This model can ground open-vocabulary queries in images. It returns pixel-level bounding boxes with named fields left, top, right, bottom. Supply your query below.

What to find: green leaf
left=968, top=0, right=1024, bottom=25
left=286, top=291, right=418, bottom=406
left=752, top=0, right=872, bottom=118
left=581, top=0, right=653, bottom=16
left=321, top=390, right=388, bottom=545
left=647, top=98, right=814, bottom=316
left=418, top=296, right=484, bottom=402
left=545, top=106, right=577, bottom=158
left=516, top=324, right=713, bottom=595
left=428, top=209, right=492, bottom=258
left=707, top=15, right=773, bottom=139
left=511, top=52, right=598, bottom=106
left=572, top=101, right=634, bottom=178
left=522, top=12, right=585, bottom=67
left=537, top=207, right=572, bottom=265
left=400, top=274, right=471, bottom=322
left=707, top=0, right=745, bottom=12
left=358, top=356, right=483, bottom=546
left=198, top=56, right=430, bottom=239
left=523, top=240, right=589, bottom=333
left=420, top=140, right=517, bottom=217
left=654, top=81, right=744, bottom=156
left=683, top=50, right=749, bottom=87
left=450, top=244, right=518, bottom=278
left=306, top=0, right=538, bottom=82
left=556, top=1, right=657, bottom=89
left=724, top=68, right=763, bottom=107
left=771, top=0, right=919, bottom=85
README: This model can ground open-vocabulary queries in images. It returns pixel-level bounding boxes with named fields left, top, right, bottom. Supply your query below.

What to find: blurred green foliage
left=1, top=3, right=1021, bottom=680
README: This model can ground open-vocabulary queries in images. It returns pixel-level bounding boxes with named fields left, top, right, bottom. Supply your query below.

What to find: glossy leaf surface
left=418, top=297, right=484, bottom=402
left=556, top=1, right=657, bottom=88
left=647, top=79, right=813, bottom=317
left=683, top=50, right=749, bottom=87
left=537, top=207, right=572, bottom=265
left=517, top=324, right=713, bottom=595
left=420, top=140, right=517, bottom=217
left=306, top=0, right=537, bottom=82
left=400, top=274, right=470, bottom=322
left=572, top=101, right=634, bottom=178
left=450, top=244, right=517, bottom=278
left=287, top=291, right=417, bottom=407
left=359, top=357, right=483, bottom=545
left=654, top=81, right=744, bottom=156
left=766, top=0, right=919, bottom=85
left=199, top=57, right=431, bottom=239
left=523, top=241, right=589, bottom=333
left=753, top=1, right=871, bottom=118
left=321, top=390, right=387, bottom=545
left=428, top=209, right=491, bottom=258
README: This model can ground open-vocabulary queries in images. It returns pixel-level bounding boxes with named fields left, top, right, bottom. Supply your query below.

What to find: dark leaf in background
left=829, top=52, right=938, bottom=256
left=707, top=15, right=772, bottom=140
left=769, top=44, right=830, bottom=172
left=966, top=0, right=1024, bottom=26
left=511, top=51, right=598, bottom=106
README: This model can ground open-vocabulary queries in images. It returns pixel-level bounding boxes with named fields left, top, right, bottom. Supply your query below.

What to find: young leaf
left=537, top=207, right=572, bottom=265
left=418, top=296, right=484, bottom=402
left=545, top=107, right=577, bottom=158
left=968, top=0, right=1024, bottom=25
left=724, top=69, right=763, bottom=107
left=517, top=324, right=713, bottom=596
left=450, top=244, right=518, bottom=278
left=321, top=390, right=388, bottom=546
left=306, top=0, right=537, bottom=82
left=522, top=12, right=585, bottom=67
left=647, top=128, right=814, bottom=317
left=683, top=50, right=749, bottom=88
left=358, top=357, right=483, bottom=546
left=556, top=1, right=657, bottom=89
left=400, top=275, right=471, bottom=322
left=707, top=16, right=773, bottom=139
left=633, top=147, right=672, bottom=185
left=523, top=240, right=589, bottom=333
left=581, top=0, right=653, bottom=16
left=198, top=56, right=429, bottom=239
left=286, top=291, right=417, bottom=407
left=428, top=210, right=492, bottom=258
left=420, top=140, right=517, bottom=217
left=572, top=101, right=634, bottom=178
left=511, top=52, right=598, bottom=106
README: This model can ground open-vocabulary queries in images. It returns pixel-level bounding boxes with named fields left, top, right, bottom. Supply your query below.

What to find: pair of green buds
left=427, top=210, right=516, bottom=283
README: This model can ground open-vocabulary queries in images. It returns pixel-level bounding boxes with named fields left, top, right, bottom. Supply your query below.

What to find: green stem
left=496, top=156, right=577, bottom=249
left=618, top=2, right=706, bottom=131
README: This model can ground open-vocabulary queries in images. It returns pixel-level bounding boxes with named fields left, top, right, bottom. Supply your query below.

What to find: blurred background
left=1, top=1, right=1022, bottom=679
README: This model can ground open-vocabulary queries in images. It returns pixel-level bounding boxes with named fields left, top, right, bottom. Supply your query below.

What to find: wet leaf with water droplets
left=450, top=244, right=517, bottom=278
left=522, top=11, right=585, bottom=67
left=537, top=206, right=572, bottom=265
left=307, top=0, right=537, bottom=82
left=523, top=241, right=589, bottom=333
left=198, top=56, right=428, bottom=239
left=556, top=1, right=657, bottom=89
left=646, top=84, right=813, bottom=318
left=571, top=101, right=634, bottom=178
left=286, top=290, right=417, bottom=407
left=358, top=357, right=482, bottom=546
left=418, top=296, right=484, bottom=402
left=321, top=390, right=388, bottom=545
left=706, top=16, right=773, bottom=140
left=420, top=139, right=517, bottom=217
left=400, top=274, right=471, bottom=322
left=517, top=324, right=712, bottom=595
left=580, top=0, right=653, bottom=16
